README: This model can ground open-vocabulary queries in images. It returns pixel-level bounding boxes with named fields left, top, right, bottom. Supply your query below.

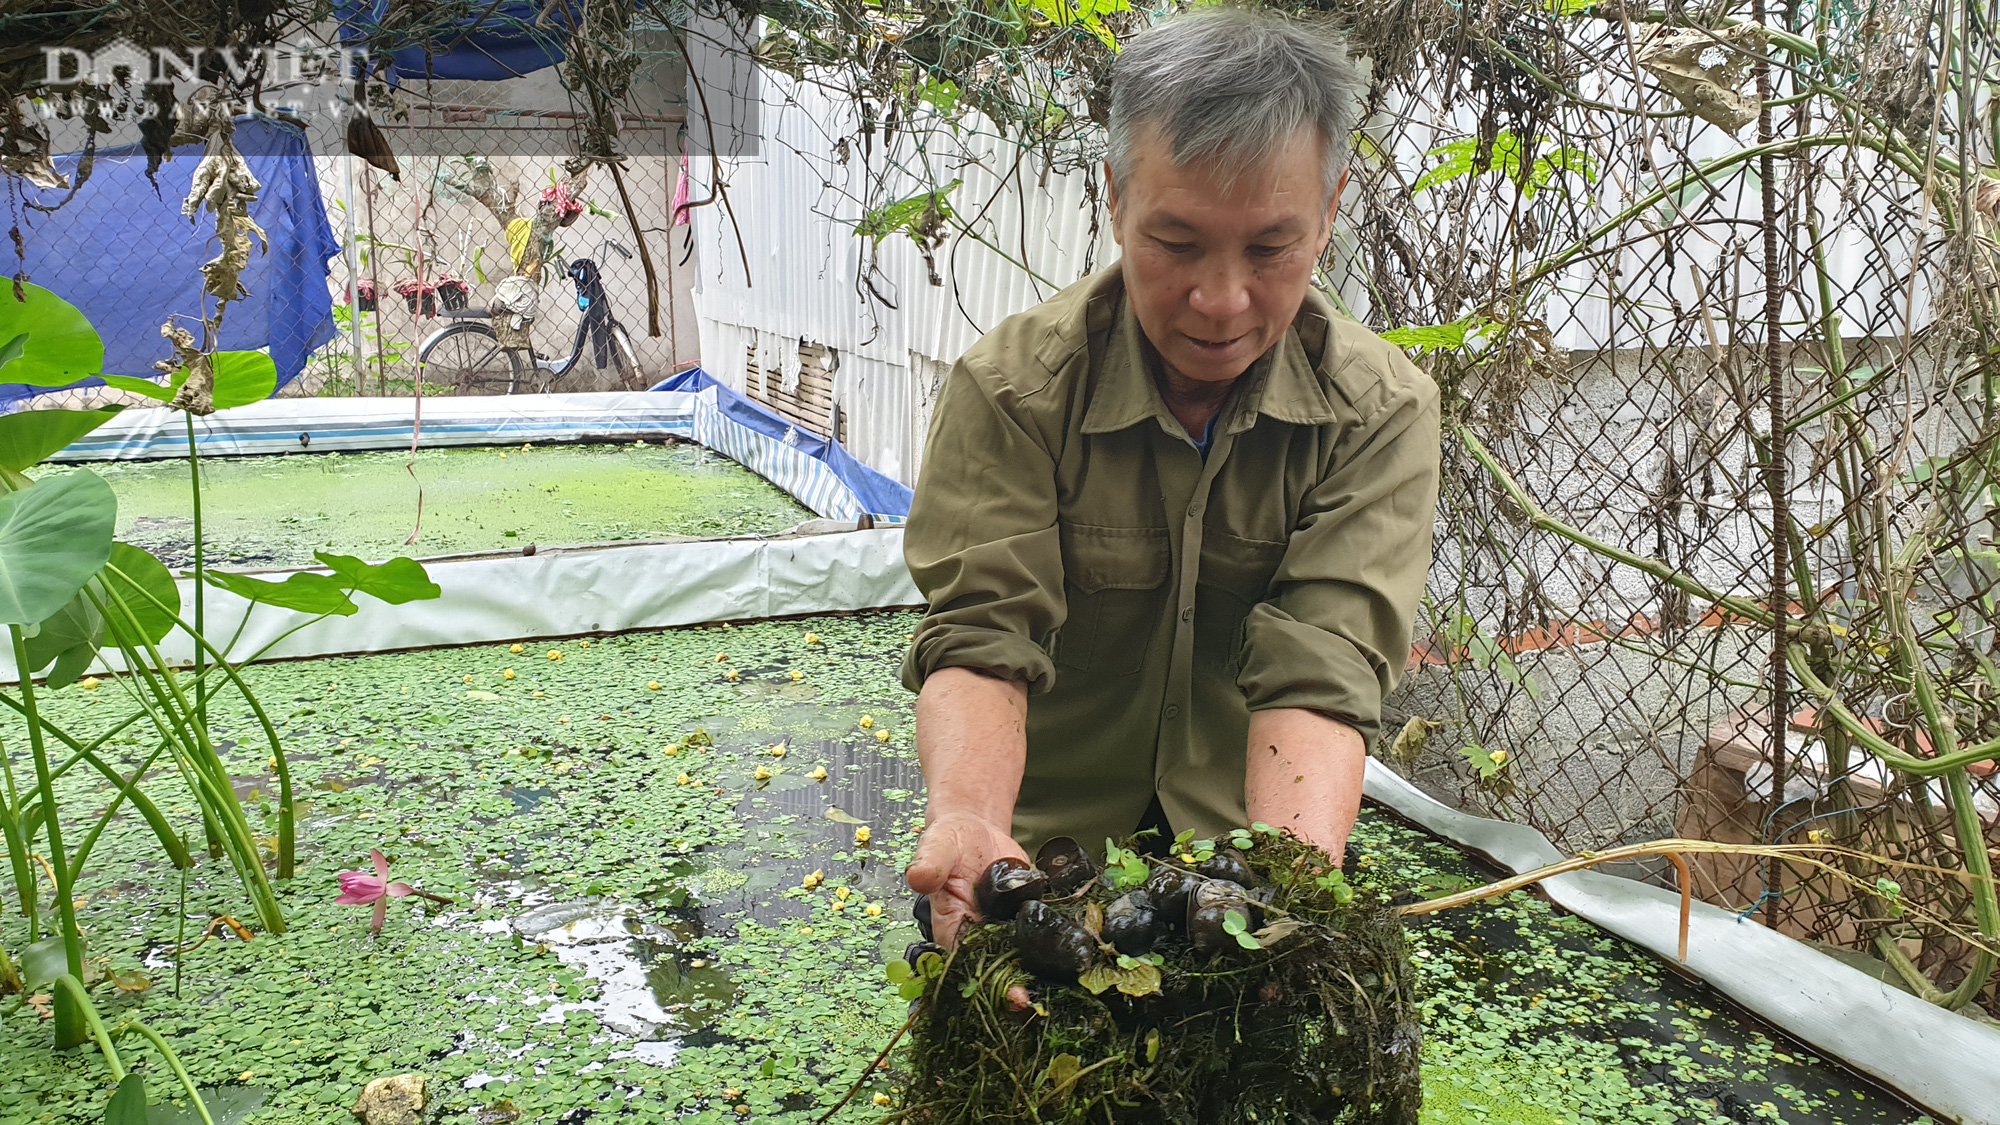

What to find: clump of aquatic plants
left=0, top=283, right=439, bottom=1118
left=893, top=826, right=1423, bottom=1124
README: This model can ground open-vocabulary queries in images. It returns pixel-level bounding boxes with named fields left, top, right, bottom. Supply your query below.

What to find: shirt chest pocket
left=1056, top=523, right=1171, bottom=677
left=1195, top=530, right=1290, bottom=673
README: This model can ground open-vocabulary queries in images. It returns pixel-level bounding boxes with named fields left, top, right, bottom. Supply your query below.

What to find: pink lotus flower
left=336, top=849, right=415, bottom=934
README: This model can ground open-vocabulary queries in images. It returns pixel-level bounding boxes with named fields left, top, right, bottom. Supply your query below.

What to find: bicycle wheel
left=609, top=323, right=640, bottom=388
left=421, top=322, right=525, bottom=395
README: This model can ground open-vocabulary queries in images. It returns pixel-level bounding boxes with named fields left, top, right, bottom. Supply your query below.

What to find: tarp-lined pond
left=33, top=442, right=813, bottom=569
left=0, top=612, right=1938, bottom=1125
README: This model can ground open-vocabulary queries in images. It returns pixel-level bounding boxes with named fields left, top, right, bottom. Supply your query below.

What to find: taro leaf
left=0, top=283, right=103, bottom=388
left=0, top=332, right=24, bottom=373
left=99, top=543, right=180, bottom=645
left=19, top=935, right=70, bottom=990
left=1077, top=964, right=1119, bottom=995
left=96, top=374, right=174, bottom=402
left=105, top=1073, right=148, bottom=1125
left=208, top=351, right=277, bottom=410
left=20, top=592, right=102, bottom=689
left=312, top=552, right=442, bottom=604
left=0, top=406, right=123, bottom=475
left=202, top=570, right=358, bottom=617
left=0, top=471, right=117, bottom=626
left=1113, top=961, right=1161, bottom=997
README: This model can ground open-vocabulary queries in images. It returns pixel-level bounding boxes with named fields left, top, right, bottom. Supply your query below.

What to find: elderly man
left=901, top=8, right=1440, bottom=944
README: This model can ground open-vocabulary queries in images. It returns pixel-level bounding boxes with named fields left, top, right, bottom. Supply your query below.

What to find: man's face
left=1108, top=127, right=1342, bottom=384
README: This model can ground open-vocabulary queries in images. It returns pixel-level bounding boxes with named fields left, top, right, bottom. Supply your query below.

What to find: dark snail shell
left=913, top=895, right=934, bottom=943
left=1194, top=847, right=1255, bottom=887
left=975, top=857, right=1049, bottom=921
left=903, top=940, right=945, bottom=969
left=1188, top=880, right=1264, bottom=956
left=1034, top=835, right=1100, bottom=896
left=1142, top=865, right=1200, bottom=920
left=1015, top=900, right=1099, bottom=978
left=1101, top=890, right=1165, bottom=956
left=1342, top=842, right=1362, bottom=879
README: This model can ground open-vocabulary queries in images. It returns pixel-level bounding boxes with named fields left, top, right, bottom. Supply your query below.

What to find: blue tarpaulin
left=1, top=115, right=341, bottom=409
left=335, top=1, right=572, bottom=81
left=652, top=367, right=914, bottom=521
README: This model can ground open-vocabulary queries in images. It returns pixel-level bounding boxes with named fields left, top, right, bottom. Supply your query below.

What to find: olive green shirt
left=900, top=266, right=1440, bottom=852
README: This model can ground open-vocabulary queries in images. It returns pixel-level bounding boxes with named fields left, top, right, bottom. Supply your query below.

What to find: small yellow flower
left=873, top=1094, right=892, bottom=1107
left=836, top=886, right=851, bottom=900
left=1807, top=829, right=1828, bottom=845
left=677, top=773, right=693, bottom=785
left=771, top=745, right=787, bottom=758
left=734, top=1106, right=750, bottom=1117
left=789, top=669, right=804, bottom=681
left=498, top=451, right=507, bottom=459
left=876, top=729, right=891, bottom=743
left=579, top=639, right=592, bottom=647
left=830, top=899, right=847, bottom=911
left=855, top=826, right=873, bottom=846
left=858, top=715, right=874, bottom=729
left=503, top=668, right=516, bottom=680
left=521, top=443, right=531, bottom=452
left=805, top=632, right=821, bottom=644
left=665, top=744, right=680, bottom=757
left=510, top=643, right=525, bottom=654
left=462, top=674, right=474, bottom=683
left=723, top=1089, right=741, bottom=1099
left=531, top=690, right=545, bottom=698
left=802, top=870, right=823, bottom=889
left=548, top=650, right=564, bottom=661
left=1488, top=749, right=1508, bottom=766
left=753, top=765, right=772, bottom=781
left=81, top=677, right=99, bottom=690
left=647, top=681, right=661, bottom=690
left=724, top=669, right=739, bottom=682
left=557, top=717, right=570, bottom=724
left=808, top=765, right=828, bottom=781
left=1179, top=853, right=1196, bottom=864
left=865, top=903, right=882, bottom=917
left=715, top=653, right=728, bottom=662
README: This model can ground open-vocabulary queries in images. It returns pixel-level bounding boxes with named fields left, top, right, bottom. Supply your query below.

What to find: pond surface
left=34, top=441, right=813, bottom=568
left=0, top=611, right=1941, bottom=1125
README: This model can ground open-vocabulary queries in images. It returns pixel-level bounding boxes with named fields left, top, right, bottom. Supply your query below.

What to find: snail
left=1188, top=880, right=1264, bottom=956
left=975, top=856, right=1049, bottom=921
left=913, top=895, right=934, bottom=942
left=1101, top=890, right=1166, bottom=956
left=1142, top=865, right=1200, bottom=921
left=903, top=940, right=946, bottom=969
left=1034, top=835, right=1100, bottom=896
left=1194, top=847, right=1255, bottom=887
left=1015, top=900, right=1099, bottom=978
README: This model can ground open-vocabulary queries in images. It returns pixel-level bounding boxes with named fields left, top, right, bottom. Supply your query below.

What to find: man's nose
left=1187, top=260, right=1252, bottom=320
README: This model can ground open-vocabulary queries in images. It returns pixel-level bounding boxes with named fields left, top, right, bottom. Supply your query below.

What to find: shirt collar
left=1079, top=270, right=1340, bottom=437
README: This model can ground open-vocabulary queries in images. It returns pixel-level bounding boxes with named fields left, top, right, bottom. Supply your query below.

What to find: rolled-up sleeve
left=900, top=357, right=1066, bottom=695
left=1236, top=370, right=1441, bottom=742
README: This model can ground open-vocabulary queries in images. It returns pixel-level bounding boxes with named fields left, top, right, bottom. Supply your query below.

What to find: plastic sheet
left=1362, top=760, right=2000, bottom=1125
left=2, top=529, right=920, bottom=681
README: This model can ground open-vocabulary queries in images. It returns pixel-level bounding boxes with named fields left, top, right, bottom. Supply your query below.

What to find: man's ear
left=1323, top=167, right=1349, bottom=232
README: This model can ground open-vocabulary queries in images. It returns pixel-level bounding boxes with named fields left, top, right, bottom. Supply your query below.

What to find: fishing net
left=896, top=831, right=1422, bottom=1124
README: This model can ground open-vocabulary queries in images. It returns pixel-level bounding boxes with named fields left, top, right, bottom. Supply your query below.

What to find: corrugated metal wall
left=685, top=67, right=1116, bottom=485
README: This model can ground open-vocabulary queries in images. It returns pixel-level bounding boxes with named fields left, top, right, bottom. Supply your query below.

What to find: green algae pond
left=33, top=442, right=814, bottom=569
left=0, top=611, right=1941, bottom=1125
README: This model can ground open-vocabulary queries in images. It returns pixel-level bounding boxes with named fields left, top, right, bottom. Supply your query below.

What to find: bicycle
left=416, top=239, right=641, bottom=395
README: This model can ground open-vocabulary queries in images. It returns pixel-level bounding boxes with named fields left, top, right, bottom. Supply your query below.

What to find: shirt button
left=1188, top=502, right=1201, bottom=517
left=1180, top=606, right=1194, bottom=623
left=1164, top=705, right=1181, bottom=720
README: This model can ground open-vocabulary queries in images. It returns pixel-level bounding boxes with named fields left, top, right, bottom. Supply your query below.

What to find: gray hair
left=1106, top=7, right=1368, bottom=200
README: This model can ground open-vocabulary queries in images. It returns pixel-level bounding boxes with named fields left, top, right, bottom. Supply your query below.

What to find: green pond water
left=0, top=612, right=1935, bottom=1125
left=33, top=442, right=814, bottom=570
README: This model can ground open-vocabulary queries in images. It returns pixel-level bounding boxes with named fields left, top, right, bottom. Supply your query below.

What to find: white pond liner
left=21, top=394, right=2000, bottom=1121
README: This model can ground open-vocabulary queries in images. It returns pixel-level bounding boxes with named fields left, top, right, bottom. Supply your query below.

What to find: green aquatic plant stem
left=0, top=693, right=193, bottom=871
left=86, top=584, right=285, bottom=934
left=50, top=974, right=123, bottom=1080
left=104, top=559, right=296, bottom=878
left=116, top=1019, right=218, bottom=1125
left=0, top=734, right=36, bottom=935
left=63, top=746, right=168, bottom=886
left=186, top=413, right=208, bottom=733
left=12, top=625, right=87, bottom=1049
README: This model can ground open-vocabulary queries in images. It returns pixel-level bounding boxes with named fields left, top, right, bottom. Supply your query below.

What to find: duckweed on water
left=34, top=442, right=813, bottom=569
left=0, top=611, right=1935, bottom=1125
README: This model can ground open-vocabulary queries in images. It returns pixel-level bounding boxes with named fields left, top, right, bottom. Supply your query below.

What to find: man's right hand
left=905, top=812, right=1029, bottom=947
